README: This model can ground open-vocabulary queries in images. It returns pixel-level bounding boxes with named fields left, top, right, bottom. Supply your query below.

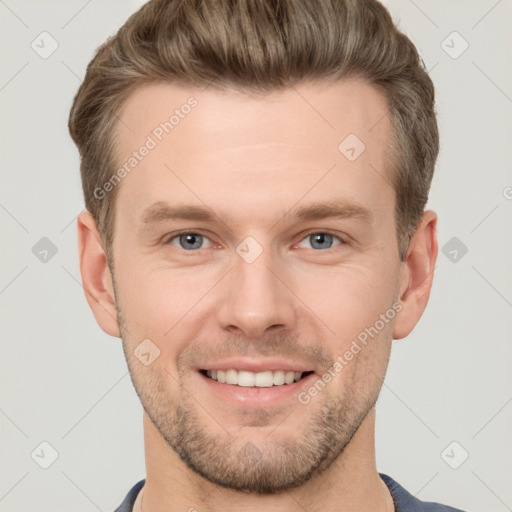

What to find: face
left=109, top=79, right=403, bottom=492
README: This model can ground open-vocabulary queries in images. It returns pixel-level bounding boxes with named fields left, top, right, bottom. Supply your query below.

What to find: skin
left=77, top=78, right=437, bottom=512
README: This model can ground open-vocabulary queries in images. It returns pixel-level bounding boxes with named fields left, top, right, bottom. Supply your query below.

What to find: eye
left=163, top=231, right=345, bottom=252
left=297, top=232, right=344, bottom=250
left=166, top=232, right=213, bottom=251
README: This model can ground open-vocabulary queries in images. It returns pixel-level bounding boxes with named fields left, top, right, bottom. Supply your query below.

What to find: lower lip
left=196, top=370, right=317, bottom=407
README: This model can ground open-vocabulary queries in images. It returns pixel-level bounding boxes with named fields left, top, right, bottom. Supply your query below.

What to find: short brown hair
left=68, top=0, right=439, bottom=263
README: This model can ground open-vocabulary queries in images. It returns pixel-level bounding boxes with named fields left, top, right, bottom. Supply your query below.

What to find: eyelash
left=162, top=230, right=347, bottom=252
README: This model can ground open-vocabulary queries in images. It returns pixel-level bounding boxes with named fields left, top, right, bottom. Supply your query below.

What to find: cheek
left=117, top=262, right=194, bottom=315
left=326, top=314, right=394, bottom=402
left=115, top=264, right=216, bottom=353
left=293, top=260, right=398, bottom=340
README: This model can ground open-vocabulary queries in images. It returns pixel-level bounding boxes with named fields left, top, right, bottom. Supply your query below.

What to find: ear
left=393, top=210, right=438, bottom=340
left=77, top=210, right=120, bottom=337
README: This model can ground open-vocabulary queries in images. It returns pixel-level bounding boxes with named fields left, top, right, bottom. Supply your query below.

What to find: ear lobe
left=77, top=210, right=120, bottom=337
left=393, top=210, right=438, bottom=340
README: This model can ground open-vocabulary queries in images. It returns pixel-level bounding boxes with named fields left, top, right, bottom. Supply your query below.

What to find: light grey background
left=1, top=1, right=511, bottom=511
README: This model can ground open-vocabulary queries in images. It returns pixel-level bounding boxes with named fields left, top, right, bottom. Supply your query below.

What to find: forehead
left=113, top=78, right=394, bottom=229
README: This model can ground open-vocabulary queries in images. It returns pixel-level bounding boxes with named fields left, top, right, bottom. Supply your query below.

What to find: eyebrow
left=139, top=200, right=372, bottom=227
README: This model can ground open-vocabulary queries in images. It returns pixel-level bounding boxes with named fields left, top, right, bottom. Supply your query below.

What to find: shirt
left=114, top=474, right=467, bottom=511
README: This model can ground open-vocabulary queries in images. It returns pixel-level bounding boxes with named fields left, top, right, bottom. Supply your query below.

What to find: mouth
left=199, top=369, right=315, bottom=387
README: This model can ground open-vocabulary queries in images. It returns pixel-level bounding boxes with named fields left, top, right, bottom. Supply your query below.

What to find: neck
left=139, top=408, right=393, bottom=512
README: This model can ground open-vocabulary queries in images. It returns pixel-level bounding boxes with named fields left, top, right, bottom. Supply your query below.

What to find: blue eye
left=164, top=231, right=344, bottom=252
left=168, top=232, right=212, bottom=251
left=297, top=232, right=343, bottom=250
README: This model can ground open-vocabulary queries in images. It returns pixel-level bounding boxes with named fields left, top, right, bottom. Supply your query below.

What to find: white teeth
left=237, top=370, right=255, bottom=387
left=255, top=371, right=274, bottom=387
left=226, top=369, right=237, bottom=385
left=204, top=369, right=306, bottom=387
left=273, top=370, right=285, bottom=385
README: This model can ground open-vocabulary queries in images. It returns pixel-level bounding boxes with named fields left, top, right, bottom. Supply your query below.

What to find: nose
left=216, top=245, right=297, bottom=338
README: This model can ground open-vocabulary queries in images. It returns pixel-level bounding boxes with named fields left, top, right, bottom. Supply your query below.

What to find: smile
left=200, top=369, right=315, bottom=387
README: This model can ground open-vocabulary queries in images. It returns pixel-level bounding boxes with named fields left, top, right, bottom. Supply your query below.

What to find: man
left=68, top=0, right=466, bottom=510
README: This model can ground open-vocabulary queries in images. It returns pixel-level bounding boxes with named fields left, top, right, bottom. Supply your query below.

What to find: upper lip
left=197, top=358, right=315, bottom=373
